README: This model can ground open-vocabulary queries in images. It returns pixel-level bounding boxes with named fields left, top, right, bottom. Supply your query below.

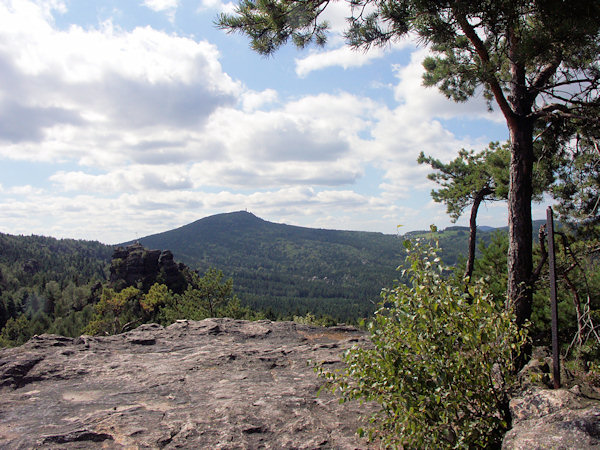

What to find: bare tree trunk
left=507, top=119, right=534, bottom=329
left=464, top=188, right=491, bottom=281
left=505, top=34, right=535, bottom=331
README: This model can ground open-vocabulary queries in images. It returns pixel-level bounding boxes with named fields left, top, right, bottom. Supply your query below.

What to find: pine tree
left=218, top=0, right=600, bottom=332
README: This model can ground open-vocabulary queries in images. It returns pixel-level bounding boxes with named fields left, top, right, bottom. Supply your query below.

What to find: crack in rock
left=41, top=429, right=114, bottom=444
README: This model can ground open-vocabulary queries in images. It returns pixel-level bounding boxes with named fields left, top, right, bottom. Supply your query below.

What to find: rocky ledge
left=502, top=348, right=600, bottom=449
left=503, top=383, right=600, bottom=449
left=0, top=319, right=376, bottom=449
left=3, top=319, right=598, bottom=449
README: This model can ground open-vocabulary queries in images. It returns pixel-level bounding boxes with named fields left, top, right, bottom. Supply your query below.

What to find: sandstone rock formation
left=0, top=319, right=376, bottom=449
left=4, top=319, right=596, bottom=449
left=502, top=385, right=600, bottom=449
left=503, top=349, right=600, bottom=449
left=110, top=243, right=187, bottom=293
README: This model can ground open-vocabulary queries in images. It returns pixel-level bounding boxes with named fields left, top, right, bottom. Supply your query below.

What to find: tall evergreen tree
left=218, top=0, right=600, bottom=329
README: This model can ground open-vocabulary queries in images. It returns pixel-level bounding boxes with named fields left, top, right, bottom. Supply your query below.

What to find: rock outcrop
left=110, top=243, right=187, bottom=293
left=0, top=319, right=376, bottom=449
left=503, top=348, right=600, bottom=449
left=5, top=321, right=596, bottom=449
left=502, top=385, right=600, bottom=449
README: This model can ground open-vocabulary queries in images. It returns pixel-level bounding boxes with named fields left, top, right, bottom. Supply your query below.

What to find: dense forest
left=0, top=213, right=512, bottom=346
left=127, top=211, right=403, bottom=320
left=1, top=211, right=597, bottom=365
left=123, top=211, right=517, bottom=319
left=0, top=233, right=112, bottom=344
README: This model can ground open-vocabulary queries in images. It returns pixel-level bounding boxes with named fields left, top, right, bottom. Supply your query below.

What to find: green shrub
left=0, top=315, right=34, bottom=347
left=293, top=312, right=337, bottom=327
left=83, top=286, right=143, bottom=335
left=316, top=237, right=527, bottom=448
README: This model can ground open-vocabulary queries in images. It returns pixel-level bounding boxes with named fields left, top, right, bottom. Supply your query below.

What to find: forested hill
left=0, top=212, right=524, bottom=325
left=0, top=234, right=112, bottom=338
left=123, top=211, right=404, bottom=320
left=125, top=212, right=549, bottom=320
left=0, top=233, right=111, bottom=286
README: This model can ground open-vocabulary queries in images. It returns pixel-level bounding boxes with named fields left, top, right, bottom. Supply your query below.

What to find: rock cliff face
left=110, top=243, right=187, bottom=293
left=0, top=319, right=376, bottom=449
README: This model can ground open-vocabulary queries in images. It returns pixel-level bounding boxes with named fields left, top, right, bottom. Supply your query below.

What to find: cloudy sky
left=0, top=0, right=544, bottom=244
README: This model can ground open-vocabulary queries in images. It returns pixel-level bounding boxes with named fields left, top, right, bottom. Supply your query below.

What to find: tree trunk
left=464, top=188, right=490, bottom=281
left=505, top=32, right=535, bottom=332
left=506, top=119, right=534, bottom=328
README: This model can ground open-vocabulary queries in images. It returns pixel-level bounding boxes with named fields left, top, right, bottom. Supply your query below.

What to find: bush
left=316, top=237, right=527, bottom=448
left=83, top=286, right=143, bottom=335
left=293, top=312, right=337, bottom=327
left=0, top=315, right=34, bottom=347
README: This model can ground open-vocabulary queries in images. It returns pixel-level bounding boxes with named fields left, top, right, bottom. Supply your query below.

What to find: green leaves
left=417, top=142, right=510, bottom=222
left=83, top=286, right=143, bottom=335
left=82, top=268, right=258, bottom=336
left=316, top=238, right=526, bottom=448
left=216, top=0, right=330, bottom=55
left=156, top=268, right=255, bottom=324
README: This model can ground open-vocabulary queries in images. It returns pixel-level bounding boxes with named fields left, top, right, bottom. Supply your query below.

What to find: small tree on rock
left=316, top=236, right=526, bottom=447
left=418, top=142, right=510, bottom=280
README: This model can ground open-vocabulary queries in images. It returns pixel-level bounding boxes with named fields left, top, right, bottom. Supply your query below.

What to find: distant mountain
left=124, top=211, right=405, bottom=321
left=124, top=211, right=554, bottom=321
left=0, top=213, right=555, bottom=341
left=1, top=213, right=549, bottom=324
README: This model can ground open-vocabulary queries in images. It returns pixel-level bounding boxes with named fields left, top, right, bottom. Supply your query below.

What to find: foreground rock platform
left=0, top=319, right=377, bottom=449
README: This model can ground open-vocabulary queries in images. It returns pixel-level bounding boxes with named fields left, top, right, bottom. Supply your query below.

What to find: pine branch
left=453, top=11, right=515, bottom=126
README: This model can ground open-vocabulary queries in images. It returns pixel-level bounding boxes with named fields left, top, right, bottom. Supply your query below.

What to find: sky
left=0, top=0, right=549, bottom=244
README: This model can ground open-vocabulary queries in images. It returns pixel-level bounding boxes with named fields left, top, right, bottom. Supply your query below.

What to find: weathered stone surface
left=503, top=347, right=600, bottom=449
left=503, top=385, right=600, bottom=449
left=109, top=243, right=187, bottom=293
left=0, top=319, right=377, bottom=449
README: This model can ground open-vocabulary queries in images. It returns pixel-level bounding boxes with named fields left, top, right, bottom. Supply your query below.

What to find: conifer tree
left=418, top=142, right=510, bottom=280
left=218, top=0, right=600, bottom=330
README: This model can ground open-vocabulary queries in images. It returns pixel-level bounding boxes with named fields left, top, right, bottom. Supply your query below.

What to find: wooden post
left=547, top=207, right=561, bottom=389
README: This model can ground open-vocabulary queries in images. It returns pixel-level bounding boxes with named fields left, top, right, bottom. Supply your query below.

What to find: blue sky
left=0, top=0, right=546, bottom=244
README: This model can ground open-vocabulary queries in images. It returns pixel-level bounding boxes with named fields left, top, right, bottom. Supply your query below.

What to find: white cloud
left=36, top=0, right=67, bottom=18
left=142, top=0, right=178, bottom=21
left=0, top=184, right=44, bottom=196
left=240, top=89, right=279, bottom=112
left=319, top=0, right=352, bottom=35
left=143, top=0, right=178, bottom=12
left=293, top=0, right=414, bottom=79
left=295, top=41, right=416, bottom=78
left=165, top=91, right=382, bottom=191
left=295, top=46, right=383, bottom=77
left=0, top=0, right=241, bottom=167
left=392, top=48, right=505, bottom=124
left=0, top=0, right=513, bottom=243
left=197, top=0, right=236, bottom=14
left=50, top=166, right=194, bottom=193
